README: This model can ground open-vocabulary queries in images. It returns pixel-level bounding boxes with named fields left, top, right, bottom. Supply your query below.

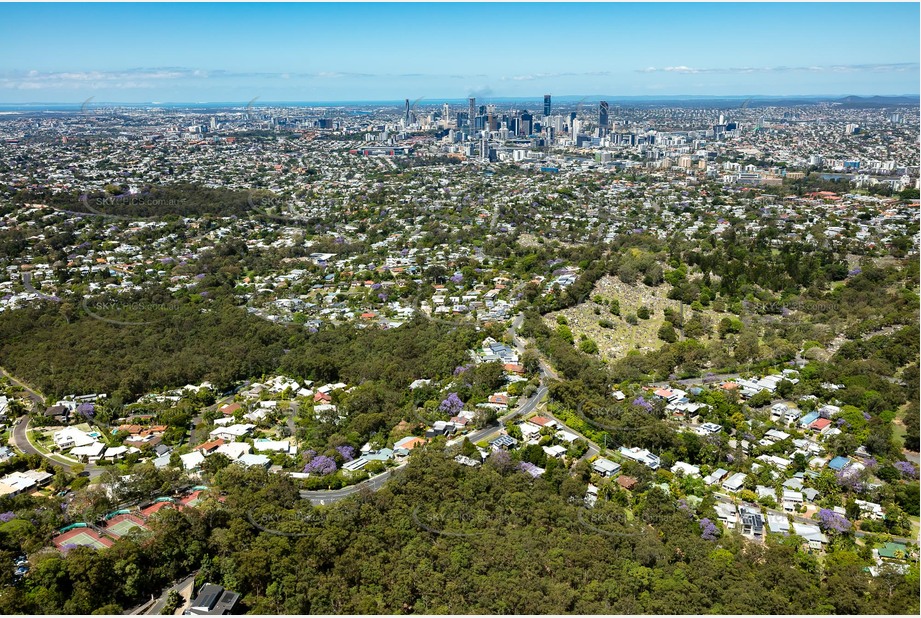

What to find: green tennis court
left=55, top=529, right=111, bottom=550
left=107, top=518, right=147, bottom=537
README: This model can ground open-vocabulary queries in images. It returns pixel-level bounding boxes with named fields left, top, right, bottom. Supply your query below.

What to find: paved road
left=299, top=464, right=406, bottom=504
left=2, top=366, right=109, bottom=477
left=139, top=572, right=198, bottom=616
left=10, top=415, right=40, bottom=458
left=0, top=366, right=46, bottom=408
left=10, top=416, right=105, bottom=479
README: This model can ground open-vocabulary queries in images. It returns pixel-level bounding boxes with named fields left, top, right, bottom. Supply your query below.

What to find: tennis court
left=106, top=517, right=147, bottom=538
left=54, top=528, right=114, bottom=550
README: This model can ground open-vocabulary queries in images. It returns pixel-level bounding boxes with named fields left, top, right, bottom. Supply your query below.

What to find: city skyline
left=1, top=2, right=919, bottom=103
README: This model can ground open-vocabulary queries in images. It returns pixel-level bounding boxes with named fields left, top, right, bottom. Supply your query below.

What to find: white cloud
left=639, top=62, right=918, bottom=75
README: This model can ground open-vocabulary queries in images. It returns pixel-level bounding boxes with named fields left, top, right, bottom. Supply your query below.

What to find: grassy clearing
left=546, top=275, right=722, bottom=363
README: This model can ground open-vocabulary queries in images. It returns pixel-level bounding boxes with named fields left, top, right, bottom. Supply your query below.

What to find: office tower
left=719, top=113, right=725, bottom=125
left=404, top=99, right=411, bottom=124
left=598, top=101, right=609, bottom=132
left=520, top=111, right=533, bottom=136
left=468, top=97, right=476, bottom=127
left=543, top=94, right=551, bottom=117
left=442, top=103, right=450, bottom=127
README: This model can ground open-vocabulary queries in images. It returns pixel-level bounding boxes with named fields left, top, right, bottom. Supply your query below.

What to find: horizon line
left=2, top=93, right=919, bottom=108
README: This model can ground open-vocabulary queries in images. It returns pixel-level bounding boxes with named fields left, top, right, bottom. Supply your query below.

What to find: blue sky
left=0, top=2, right=918, bottom=103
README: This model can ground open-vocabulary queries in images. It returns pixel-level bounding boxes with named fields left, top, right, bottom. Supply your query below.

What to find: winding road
left=297, top=312, right=602, bottom=504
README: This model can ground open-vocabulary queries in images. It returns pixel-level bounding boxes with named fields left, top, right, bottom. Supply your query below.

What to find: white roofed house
left=253, top=439, right=297, bottom=455
left=714, top=502, right=738, bottom=527
left=591, top=457, right=621, bottom=477
left=671, top=461, right=700, bottom=477
left=722, top=472, right=747, bottom=493
left=782, top=490, right=804, bottom=511
left=704, top=468, right=729, bottom=486
left=518, top=421, right=542, bottom=441
left=619, top=446, right=660, bottom=470
left=209, top=424, right=256, bottom=442
left=216, top=442, right=252, bottom=461
left=792, top=522, right=828, bottom=550
left=180, top=451, right=207, bottom=471
left=767, top=512, right=791, bottom=534
left=235, top=453, right=271, bottom=469
left=53, top=426, right=95, bottom=450
left=543, top=444, right=568, bottom=459
left=101, top=445, right=140, bottom=461
left=70, top=441, right=107, bottom=462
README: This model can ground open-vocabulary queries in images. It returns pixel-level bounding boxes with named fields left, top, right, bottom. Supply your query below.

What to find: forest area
left=1, top=447, right=918, bottom=614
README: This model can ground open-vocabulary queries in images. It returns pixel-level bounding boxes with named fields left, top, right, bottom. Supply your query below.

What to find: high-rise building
left=543, top=94, right=551, bottom=117
left=468, top=97, right=476, bottom=127
left=404, top=99, right=411, bottom=124
left=520, top=111, right=533, bottom=136
left=442, top=103, right=450, bottom=127
left=598, top=101, right=609, bottom=132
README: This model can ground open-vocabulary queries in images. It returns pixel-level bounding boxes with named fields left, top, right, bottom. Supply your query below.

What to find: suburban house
left=518, top=421, right=542, bottom=441
left=542, top=445, right=568, bottom=459
left=704, top=468, right=729, bottom=486
left=0, top=470, right=54, bottom=497
left=180, top=451, right=206, bottom=471
left=671, top=461, right=700, bottom=477
left=619, top=446, right=660, bottom=470
left=219, top=402, right=242, bottom=416
left=828, top=456, right=850, bottom=471
left=186, top=583, right=240, bottom=615
left=490, top=434, right=518, bottom=451
left=194, top=438, right=225, bottom=454
left=215, top=442, right=252, bottom=461
left=71, top=442, right=106, bottom=462
left=782, top=490, right=804, bottom=511
left=529, top=416, right=557, bottom=429
left=792, top=522, right=828, bottom=550
left=696, top=422, right=722, bottom=436
left=53, top=427, right=95, bottom=450
left=393, top=436, right=427, bottom=451
left=739, top=506, right=764, bottom=539
left=209, top=424, right=255, bottom=442
left=235, top=453, right=271, bottom=469
left=591, top=458, right=621, bottom=477
left=767, top=512, right=791, bottom=534
left=722, top=472, right=747, bottom=493
left=714, top=502, right=737, bottom=526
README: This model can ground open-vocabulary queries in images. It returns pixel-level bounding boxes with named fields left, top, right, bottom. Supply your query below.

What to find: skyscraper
left=543, top=94, right=551, bottom=117
left=404, top=99, right=410, bottom=124
left=468, top=97, right=476, bottom=128
left=520, top=111, right=533, bottom=136
left=599, top=101, right=609, bottom=133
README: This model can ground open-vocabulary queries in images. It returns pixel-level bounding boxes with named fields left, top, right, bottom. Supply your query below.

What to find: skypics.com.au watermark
left=77, top=193, right=188, bottom=221
left=246, top=505, right=330, bottom=538
left=577, top=504, right=687, bottom=538
left=81, top=298, right=183, bottom=326
left=742, top=300, right=839, bottom=314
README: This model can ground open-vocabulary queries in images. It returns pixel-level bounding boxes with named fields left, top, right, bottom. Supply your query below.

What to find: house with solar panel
left=185, top=583, right=240, bottom=615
